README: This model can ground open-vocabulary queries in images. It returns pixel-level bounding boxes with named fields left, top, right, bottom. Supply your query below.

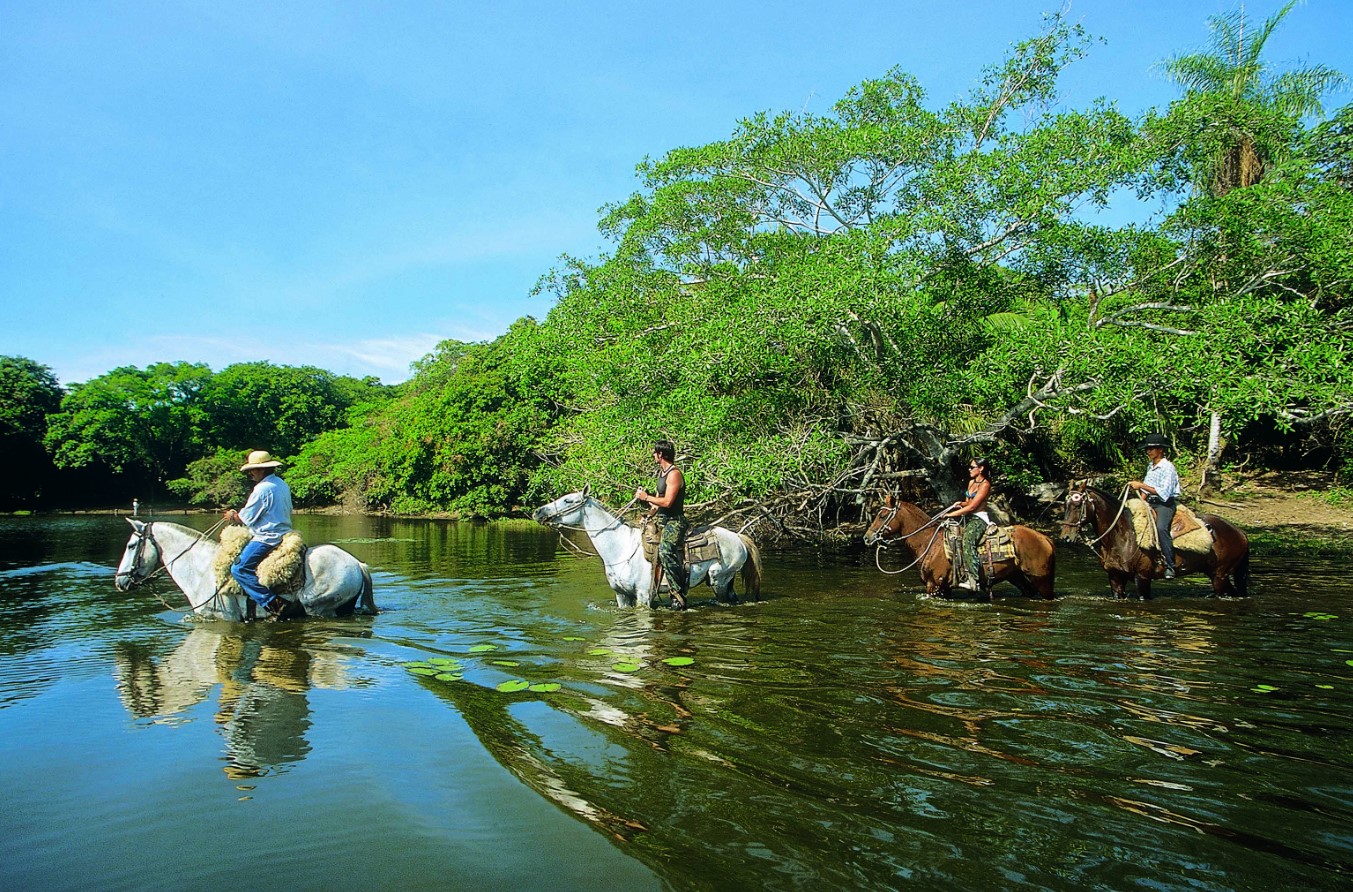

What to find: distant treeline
left=5, top=7, right=1350, bottom=536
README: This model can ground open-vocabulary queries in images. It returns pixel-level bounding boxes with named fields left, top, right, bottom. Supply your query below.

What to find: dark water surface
left=0, top=514, right=1349, bottom=891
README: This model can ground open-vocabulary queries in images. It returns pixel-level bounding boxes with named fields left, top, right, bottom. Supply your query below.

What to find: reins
left=874, top=524, right=945, bottom=575
left=871, top=505, right=955, bottom=574
left=542, top=495, right=643, bottom=563
left=1079, top=486, right=1134, bottom=547
left=128, top=517, right=231, bottom=613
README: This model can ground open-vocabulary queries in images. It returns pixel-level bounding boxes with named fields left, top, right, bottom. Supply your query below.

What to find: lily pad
left=428, top=657, right=461, bottom=667
left=496, top=679, right=530, bottom=693
left=1316, top=684, right=1334, bottom=690
left=562, top=636, right=586, bottom=642
left=529, top=683, right=562, bottom=693
left=409, top=667, right=438, bottom=676
left=586, top=648, right=611, bottom=656
left=491, top=660, right=521, bottom=667
left=435, top=672, right=463, bottom=681
left=469, top=644, right=498, bottom=653
left=612, top=661, right=642, bottom=673
left=1252, top=684, right=1278, bottom=693
left=662, top=656, right=695, bottom=667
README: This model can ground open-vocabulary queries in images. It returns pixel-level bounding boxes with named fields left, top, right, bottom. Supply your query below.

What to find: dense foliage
left=17, top=8, right=1353, bottom=531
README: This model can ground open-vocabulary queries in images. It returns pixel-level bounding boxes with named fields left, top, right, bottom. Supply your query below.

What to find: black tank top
left=656, top=465, right=685, bottom=519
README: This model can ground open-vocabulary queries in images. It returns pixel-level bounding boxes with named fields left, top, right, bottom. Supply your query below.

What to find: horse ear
left=885, top=494, right=896, bottom=508
left=581, top=484, right=590, bottom=497
left=126, top=518, right=145, bottom=532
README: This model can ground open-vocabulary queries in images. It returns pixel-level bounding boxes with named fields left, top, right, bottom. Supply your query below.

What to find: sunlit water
left=0, top=514, right=1349, bottom=891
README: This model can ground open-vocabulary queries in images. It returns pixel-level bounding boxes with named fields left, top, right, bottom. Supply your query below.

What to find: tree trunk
left=1201, top=409, right=1224, bottom=493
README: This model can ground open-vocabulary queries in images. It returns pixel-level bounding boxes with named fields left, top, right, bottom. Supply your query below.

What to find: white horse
left=532, top=488, right=762, bottom=608
left=114, top=519, right=376, bottom=621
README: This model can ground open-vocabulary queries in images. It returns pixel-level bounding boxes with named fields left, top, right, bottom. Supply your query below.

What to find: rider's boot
left=265, top=595, right=293, bottom=622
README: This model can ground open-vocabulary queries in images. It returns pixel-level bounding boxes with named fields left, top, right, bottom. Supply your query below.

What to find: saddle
left=1126, top=500, right=1214, bottom=554
left=215, top=526, right=308, bottom=598
left=941, top=521, right=1017, bottom=566
left=640, top=517, right=721, bottom=565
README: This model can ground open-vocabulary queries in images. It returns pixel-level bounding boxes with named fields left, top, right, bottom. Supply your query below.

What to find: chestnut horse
left=864, top=496, right=1056, bottom=599
left=1059, top=482, right=1250, bottom=599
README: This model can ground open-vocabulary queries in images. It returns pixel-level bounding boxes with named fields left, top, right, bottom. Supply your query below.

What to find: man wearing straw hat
left=223, top=450, right=294, bottom=619
left=1129, top=433, right=1181, bottom=579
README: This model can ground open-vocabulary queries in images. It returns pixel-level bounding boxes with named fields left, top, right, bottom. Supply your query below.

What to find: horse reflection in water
left=114, top=627, right=354, bottom=778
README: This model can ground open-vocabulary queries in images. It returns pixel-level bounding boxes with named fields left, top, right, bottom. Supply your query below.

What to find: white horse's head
left=114, top=518, right=159, bottom=592
left=532, top=487, right=590, bottom=527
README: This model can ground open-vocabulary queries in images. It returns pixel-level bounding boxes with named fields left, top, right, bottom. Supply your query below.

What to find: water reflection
left=113, top=625, right=365, bottom=778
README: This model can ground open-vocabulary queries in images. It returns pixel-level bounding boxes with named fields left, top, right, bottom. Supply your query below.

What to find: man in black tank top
left=635, top=439, right=689, bottom=608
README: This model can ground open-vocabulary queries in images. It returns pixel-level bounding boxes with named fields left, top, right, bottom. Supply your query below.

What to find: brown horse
left=864, top=496, right=1057, bottom=599
left=1059, top=482, right=1250, bottom=599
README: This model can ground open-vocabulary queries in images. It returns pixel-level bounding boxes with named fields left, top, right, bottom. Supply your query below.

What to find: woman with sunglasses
left=947, top=457, right=993, bottom=592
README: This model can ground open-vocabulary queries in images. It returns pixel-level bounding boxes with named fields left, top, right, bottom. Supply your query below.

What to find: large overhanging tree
left=532, top=13, right=1162, bottom=534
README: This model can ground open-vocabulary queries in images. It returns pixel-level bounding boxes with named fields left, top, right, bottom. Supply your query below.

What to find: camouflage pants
left=960, top=517, right=988, bottom=583
left=657, top=516, right=689, bottom=598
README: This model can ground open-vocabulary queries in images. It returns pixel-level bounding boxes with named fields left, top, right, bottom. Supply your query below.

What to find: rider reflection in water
left=635, top=440, right=689, bottom=609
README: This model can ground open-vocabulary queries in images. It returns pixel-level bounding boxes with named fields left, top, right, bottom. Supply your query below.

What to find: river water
left=0, top=513, right=1349, bottom=891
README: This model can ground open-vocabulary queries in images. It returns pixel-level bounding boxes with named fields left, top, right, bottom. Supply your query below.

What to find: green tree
left=0, top=356, right=63, bottom=506
left=1159, top=0, right=1345, bottom=196
left=200, top=361, right=388, bottom=456
left=44, top=362, right=213, bottom=485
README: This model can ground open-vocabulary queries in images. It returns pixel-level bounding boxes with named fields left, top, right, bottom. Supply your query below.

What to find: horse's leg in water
left=1134, top=575, right=1153, bottom=600
left=1108, top=573, right=1128, bottom=599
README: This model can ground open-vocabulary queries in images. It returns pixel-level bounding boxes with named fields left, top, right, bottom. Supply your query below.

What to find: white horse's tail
left=355, top=562, right=377, bottom=615
left=738, top=534, right=762, bottom=600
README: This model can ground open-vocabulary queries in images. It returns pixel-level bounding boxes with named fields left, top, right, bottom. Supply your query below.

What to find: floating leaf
left=403, top=661, right=432, bottom=668
left=562, top=636, right=586, bottom=642
left=529, top=683, right=561, bottom=693
left=1316, top=684, right=1334, bottom=690
left=469, top=644, right=498, bottom=653
left=428, top=657, right=460, bottom=667
left=586, top=648, right=610, bottom=656
left=662, top=656, right=695, bottom=667
left=612, top=661, right=642, bottom=673
left=409, top=667, right=438, bottom=676
left=1252, top=684, right=1278, bottom=693
left=496, top=679, right=530, bottom=693
left=435, top=672, right=463, bottom=681
left=491, top=660, right=520, bottom=667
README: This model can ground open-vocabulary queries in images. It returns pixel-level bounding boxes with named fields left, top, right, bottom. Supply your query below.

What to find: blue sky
left=4, top=1, right=1350, bottom=386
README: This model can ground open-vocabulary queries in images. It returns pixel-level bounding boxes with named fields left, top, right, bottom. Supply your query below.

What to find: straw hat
left=240, top=450, right=283, bottom=471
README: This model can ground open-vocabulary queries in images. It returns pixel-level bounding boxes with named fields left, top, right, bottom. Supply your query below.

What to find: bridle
left=118, top=518, right=229, bottom=611
left=119, top=522, right=163, bottom=589
left=537, top=494, right=642, bottom=562
left=1063, top=486, right=1131, bottom=547
left=867, top=503, right=954, bottom=575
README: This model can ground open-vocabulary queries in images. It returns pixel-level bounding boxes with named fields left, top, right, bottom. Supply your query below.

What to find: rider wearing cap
left=223, top=450, right=294, bottom=619
left=1129, top=433, right=1181, bottom=579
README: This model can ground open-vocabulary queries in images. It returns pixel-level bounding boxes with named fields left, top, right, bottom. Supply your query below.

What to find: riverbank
left=12, top=472, right=1353, bottom=547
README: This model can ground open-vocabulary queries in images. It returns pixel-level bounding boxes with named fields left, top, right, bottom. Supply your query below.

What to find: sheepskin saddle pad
left=215, top=526, right=307, bottom=598
left=1126, top=500, right=1214, bottom=554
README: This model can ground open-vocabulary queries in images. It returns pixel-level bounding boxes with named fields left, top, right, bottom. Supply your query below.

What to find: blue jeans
left=231, top=539, right=279, bottom=608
